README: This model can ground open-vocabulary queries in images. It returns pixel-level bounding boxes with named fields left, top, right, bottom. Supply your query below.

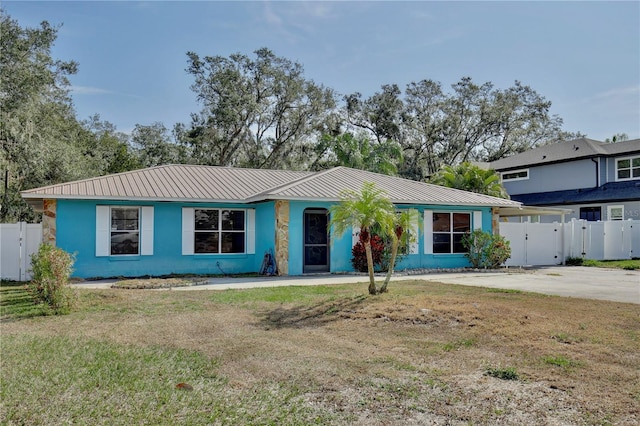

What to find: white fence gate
left=0, top=222, right=42, bottom=281
left=500, top=219, right=640, bottom=267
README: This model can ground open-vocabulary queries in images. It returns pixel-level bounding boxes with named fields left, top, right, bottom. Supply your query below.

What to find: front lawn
left=1, top=279, right=638, bottom=425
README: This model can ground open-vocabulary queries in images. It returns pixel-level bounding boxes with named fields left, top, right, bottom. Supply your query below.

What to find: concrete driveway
left=74, top=266, right=639, bottom=304
left=413, top=266, right=640, bottom=304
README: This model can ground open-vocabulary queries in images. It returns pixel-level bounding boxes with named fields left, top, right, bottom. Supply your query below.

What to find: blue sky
left=5, top=1, right=640, bottom=141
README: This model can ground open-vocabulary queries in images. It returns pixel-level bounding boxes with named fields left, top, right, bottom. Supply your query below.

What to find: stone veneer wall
left=492, top=207, right=500, bottom=234
left=43, top=199, right=56, bottom=245
left=274, top=200, right=289, bottom=275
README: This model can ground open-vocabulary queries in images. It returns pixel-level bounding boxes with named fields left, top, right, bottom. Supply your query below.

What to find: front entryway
left=303, top=209, right=329, bottom=273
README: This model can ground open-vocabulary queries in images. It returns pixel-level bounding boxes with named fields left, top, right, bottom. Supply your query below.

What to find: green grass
left=575, top=259, right=640, bottom=270
left=542, top=355, right=583, bottom=370
left=485, top=288, right=524, bottom=294
left=0, top=335, right=329, bottom=425
left=484, top=366, right=520, bottom=381
left=208, top=283, right=363, bottom=305
left=0, top=280, right=47, bottom=319
left=443, top=338, right=475, bottom=352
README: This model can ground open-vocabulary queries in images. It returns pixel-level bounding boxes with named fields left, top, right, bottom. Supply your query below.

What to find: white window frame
left=182, top=207, right=255, bottom=255
left=615, top=155, right=640, bottom=181
left=96, top=205, right=154, bottom=257
left=607, top=205, right=624, bottom=221
left=501, top=168, right=529, bottom=182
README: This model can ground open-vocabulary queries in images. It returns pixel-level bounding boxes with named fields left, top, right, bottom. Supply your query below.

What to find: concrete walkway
left=72, top=266, right=640, bottom=304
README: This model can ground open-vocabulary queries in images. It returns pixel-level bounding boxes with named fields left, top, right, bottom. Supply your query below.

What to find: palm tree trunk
left=380, top=238, right=398, bottom=293
left=364, top=241, right=377, bottom=295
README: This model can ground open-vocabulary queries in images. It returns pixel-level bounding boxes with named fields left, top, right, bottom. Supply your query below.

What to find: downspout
left=591, top=158, right=600, bottom=188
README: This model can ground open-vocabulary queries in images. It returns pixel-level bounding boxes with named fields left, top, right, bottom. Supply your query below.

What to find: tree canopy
left=1, top=9, right=585, bottom=222
left=429, top=162, right=509, bottom=199
left=181, top=48, right=337, bottom=170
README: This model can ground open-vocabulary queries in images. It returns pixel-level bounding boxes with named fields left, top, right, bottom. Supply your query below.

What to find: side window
left=97, top=205, right=153, bottom=257
left=110, top=207, right=140, bottom=255
left=616, top=156, right=640, bottom=181
left=607, top=205, right=624, bottom=221
left=501, top=169, right=529, bottom=182
left=579, top=207, right=601, bottom=222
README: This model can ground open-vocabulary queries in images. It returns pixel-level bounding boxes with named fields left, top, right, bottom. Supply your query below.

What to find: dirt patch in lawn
left=2, top=280, right=639, bottom=425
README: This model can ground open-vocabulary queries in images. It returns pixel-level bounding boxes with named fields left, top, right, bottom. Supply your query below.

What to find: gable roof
left=21, top=164, right=519, bottom=207
left=489, top=138, right=640, bottom=171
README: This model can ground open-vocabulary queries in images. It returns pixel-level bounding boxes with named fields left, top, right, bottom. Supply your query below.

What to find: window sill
left=108, top=255, right=140, bottom=261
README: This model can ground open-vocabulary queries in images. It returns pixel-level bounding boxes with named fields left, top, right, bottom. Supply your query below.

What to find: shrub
left=565, top=256, right=584, bottom=266
left=462, top=230, right=511, bottom=269
left=27, top=244, right=76, bottom=314
left=351, top=234, right=385, bottom=272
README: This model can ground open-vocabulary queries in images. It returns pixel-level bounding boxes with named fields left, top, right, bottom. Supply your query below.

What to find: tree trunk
left=380, top=238, right=399, bottom=293
left=364, top=241, right=377, bottom=295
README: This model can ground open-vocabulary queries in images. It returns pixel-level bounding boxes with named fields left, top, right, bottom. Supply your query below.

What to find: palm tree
left=329, top=182, right=395, bottom=295
left=429, top=162, right=509, bottom=199
left=379, top=209, right=420, bottom=293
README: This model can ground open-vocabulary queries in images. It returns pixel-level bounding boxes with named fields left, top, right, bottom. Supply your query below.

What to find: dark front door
left=303, top=209, right=329, bottom=273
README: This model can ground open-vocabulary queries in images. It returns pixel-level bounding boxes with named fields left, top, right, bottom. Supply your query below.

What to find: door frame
left=303, top=208, right=330, bottom=273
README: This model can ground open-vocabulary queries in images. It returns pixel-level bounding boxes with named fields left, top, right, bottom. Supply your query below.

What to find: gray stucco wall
left=503, top=159, right=598, bottom=195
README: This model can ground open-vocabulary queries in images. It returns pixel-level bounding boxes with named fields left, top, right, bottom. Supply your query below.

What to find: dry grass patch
left=2, top=280, right=638, bottom=425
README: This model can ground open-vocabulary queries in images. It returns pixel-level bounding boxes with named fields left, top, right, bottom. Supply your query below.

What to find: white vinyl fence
left=500, top=219, right=640, bottom=267
left=0, top=222, right=42, bottom=281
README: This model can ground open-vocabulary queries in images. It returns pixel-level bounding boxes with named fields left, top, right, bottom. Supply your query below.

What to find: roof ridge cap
left=256, top=167, right=338, bottom=197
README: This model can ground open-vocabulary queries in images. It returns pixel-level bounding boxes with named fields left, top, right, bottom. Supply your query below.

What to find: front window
left=194, top=209, right=245, bottom=253
left=433, top=212, right=470, bottom=254
left=616, top=156, right=640, bottom=181
left=111, top=207, right=139, bottom=255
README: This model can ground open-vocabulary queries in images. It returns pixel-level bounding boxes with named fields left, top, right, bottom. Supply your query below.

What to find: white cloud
left=592, top=85, right=640, bottom=101
left=70, top=85, right=141, bottom=99
left=70, top=85, right=113, bottom=95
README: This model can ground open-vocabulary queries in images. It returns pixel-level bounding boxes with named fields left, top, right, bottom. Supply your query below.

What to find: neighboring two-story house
left=489, top=138, right=640, bottom=222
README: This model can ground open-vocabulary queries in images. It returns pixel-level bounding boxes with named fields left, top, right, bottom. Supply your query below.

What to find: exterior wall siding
left=392, top=205, right=492, bottom=271
left=57, top=199, right=277, bottom=278
left=503, top=159, right=598, bottom=195
left=56, top=199, right=492, bottom=278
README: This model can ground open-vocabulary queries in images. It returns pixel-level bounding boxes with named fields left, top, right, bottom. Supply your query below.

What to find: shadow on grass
left=0, top=280, right=45, bottom=321
left=257, top=294, right=369, bottom=329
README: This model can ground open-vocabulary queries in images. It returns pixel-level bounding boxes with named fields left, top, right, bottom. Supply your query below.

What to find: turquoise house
left=21, top=165, right=520, bottom=279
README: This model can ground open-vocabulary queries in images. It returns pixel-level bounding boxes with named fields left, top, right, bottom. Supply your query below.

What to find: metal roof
left=489, top=138, right=640, bottom=171
left=21, top=164, right=520, bottom=207
left=21, top=164, right=313, bottom=202
left=257, top=166, right=518, bottom=206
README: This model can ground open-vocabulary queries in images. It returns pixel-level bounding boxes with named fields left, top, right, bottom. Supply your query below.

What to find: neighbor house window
left=616, top=156, right=640, bottom=181
left=432, top=212, right=471, bottom=254
left=194, top=209, right=245, bottom=253
left=110, top=207, right=139, bottom=255
left=501, top=169, right=529, bottom=181
left=579, top=207, right=601, bottom=222
left=607, top=205, right=624, bottom=221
